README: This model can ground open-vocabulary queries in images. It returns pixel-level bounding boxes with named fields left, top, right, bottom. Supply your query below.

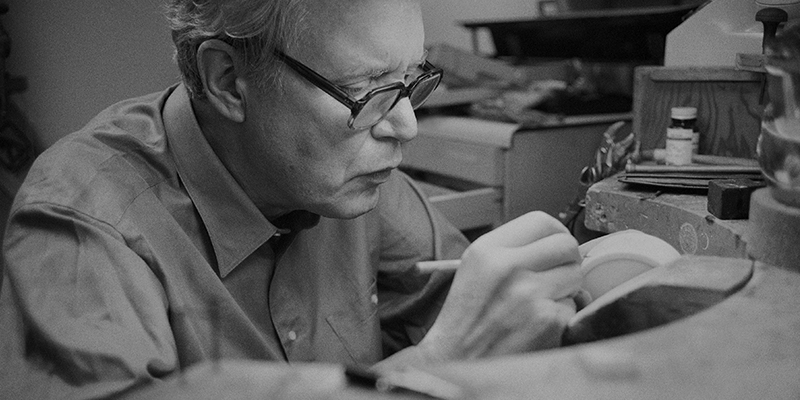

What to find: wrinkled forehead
left=303, top=0, right=420, bottom=16
left=289, top=0, right=425, bottom=76
left=300, top=0, right=422, bottom=42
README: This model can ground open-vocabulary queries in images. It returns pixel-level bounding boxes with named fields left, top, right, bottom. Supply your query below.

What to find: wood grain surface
left=583, top=176, right=750, bottom=258
left=632, top=66, right=763, bottom=159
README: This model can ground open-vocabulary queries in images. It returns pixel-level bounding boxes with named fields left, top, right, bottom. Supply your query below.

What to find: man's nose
left=370, top=97, right=418, bottom=143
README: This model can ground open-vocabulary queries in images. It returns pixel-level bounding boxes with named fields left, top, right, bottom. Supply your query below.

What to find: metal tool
left=579, top=121, right=635, bottom=187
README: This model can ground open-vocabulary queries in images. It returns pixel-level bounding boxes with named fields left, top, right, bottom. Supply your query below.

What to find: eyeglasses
left=274, top=50, right=443, bottom=129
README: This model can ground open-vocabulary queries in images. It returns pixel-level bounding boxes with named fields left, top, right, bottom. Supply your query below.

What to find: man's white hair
left=165, top=0, right=307, bottom=98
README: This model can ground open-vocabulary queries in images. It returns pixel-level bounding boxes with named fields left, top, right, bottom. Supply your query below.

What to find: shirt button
left=371, top=294, right=378, bottom=304
left=287, top=330, right=297, bottom=341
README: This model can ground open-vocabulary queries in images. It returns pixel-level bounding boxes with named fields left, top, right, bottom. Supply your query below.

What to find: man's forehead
left=303, top=0, right=420, bottom=20
left=303, top=0, right=369, bottom=18
left=294, top=0, right=423, bottom=61
left=304, top=0, right=419, bottom=8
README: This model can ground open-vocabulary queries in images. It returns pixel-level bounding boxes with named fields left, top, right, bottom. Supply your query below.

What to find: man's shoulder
left=13, top=91, right=179, bottom=224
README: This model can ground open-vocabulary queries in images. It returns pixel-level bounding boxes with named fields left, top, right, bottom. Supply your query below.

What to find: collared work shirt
left=0, top=85, right=468, bottom=399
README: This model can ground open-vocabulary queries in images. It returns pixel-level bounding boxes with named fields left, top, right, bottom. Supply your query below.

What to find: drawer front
left=413, top=180, right=502, bottom=231
left=402, top=135, right=504, bottom=187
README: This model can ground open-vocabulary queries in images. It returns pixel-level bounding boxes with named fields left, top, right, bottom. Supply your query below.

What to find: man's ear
left=196, top=39, right=247, bottom=123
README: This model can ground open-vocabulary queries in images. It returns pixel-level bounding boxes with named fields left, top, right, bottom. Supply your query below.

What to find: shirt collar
left=162, top=84, right=289, bottom=278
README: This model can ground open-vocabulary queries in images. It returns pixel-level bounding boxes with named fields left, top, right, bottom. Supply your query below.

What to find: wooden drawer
left=412, top=179, right=502, bottom=231
left=401, top=132, right=505, bottom=187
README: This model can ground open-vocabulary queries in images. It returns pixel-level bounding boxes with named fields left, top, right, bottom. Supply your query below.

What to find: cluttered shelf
left=420, top=44, right=637, bottom=127
left=578, top=62, right=768, bottom=258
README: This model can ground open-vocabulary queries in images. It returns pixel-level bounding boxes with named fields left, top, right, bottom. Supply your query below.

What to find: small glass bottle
left=665, top=106, right=697, bottom=165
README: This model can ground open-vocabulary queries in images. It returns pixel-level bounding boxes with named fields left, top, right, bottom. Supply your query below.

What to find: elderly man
left=0, top=0, right=582, bottom=398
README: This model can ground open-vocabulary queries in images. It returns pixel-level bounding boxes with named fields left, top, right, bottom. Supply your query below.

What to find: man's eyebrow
left=335, top=65, right=390, bottom=83
left=418, top=49, right=429, bottom=65
left=406, top=50, right=429, bottom=70
left=336, top=50, right=429, bottom=83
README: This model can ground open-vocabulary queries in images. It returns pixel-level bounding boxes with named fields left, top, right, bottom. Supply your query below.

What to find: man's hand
left=418, top=211, right=582, bottom=360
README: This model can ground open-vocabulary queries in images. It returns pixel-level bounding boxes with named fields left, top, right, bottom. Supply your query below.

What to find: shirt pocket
left=325, top=278, right=382, bottom=365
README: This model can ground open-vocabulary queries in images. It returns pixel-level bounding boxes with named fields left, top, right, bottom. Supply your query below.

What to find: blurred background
left=3, top=0, right=700, bottom=149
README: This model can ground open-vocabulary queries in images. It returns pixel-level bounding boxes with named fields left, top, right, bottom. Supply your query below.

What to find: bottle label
left=666, top=127, right=693, bottom=139
left=666, top=127, right=693, bottom=165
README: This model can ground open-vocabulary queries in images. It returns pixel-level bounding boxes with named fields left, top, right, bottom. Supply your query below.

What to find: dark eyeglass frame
left=273, top=50, right=443, bottom=129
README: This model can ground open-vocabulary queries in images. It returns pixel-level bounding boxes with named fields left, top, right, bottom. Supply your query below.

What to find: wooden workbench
left=425, top=257, right=800, bottom=399
left=127, top=259, right=800, bottom=399
left=582, top=175, right=750, bottom=258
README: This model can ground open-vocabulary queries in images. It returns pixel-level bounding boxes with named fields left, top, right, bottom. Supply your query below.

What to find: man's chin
left=318, top=188, right=381, bottom=220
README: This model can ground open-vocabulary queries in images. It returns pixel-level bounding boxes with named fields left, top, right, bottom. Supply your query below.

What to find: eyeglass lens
left=352, top=90, right=401, bottom=129
left=409, top=73, right=440, bottom=108
left=351, top=73, right=440, bottom=129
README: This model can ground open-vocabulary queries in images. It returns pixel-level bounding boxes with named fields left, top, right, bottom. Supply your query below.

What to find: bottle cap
left=671, top=106, right=697, bottom=119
